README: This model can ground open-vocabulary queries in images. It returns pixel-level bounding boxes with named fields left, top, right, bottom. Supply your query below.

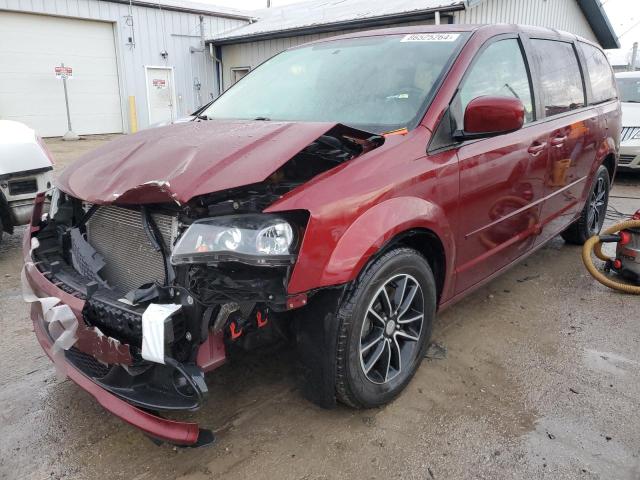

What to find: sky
left=201, top=0, right=639, bottom=63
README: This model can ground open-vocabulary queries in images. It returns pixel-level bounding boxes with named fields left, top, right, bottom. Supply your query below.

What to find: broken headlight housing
left=170, top=214, right=299, bottom=266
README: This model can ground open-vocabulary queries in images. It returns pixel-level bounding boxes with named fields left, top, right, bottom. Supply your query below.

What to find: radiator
left=85, top=206, right=178, bottom=293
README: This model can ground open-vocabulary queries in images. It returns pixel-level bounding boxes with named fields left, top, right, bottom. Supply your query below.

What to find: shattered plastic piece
left=69, top=228, right=107, bottom=284
left=141, top=303, right=182, bottom=364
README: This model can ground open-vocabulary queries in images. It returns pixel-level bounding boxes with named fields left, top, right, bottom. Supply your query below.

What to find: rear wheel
left=561, top=165, right=610, bottom=245
left=335, top=247, right=436, bottom=408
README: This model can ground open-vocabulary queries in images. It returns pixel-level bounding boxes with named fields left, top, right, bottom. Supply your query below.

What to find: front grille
left=621, top=127, right=640, bottom=142
left=85, top=206, right=178, bottom=293
left=8, top=178, right=38, bottom=195
left=65, top=347, right=112, bottom=379
left=620, top=154, right=637, bottom=165
left=83, top=297, right=144, bottom=346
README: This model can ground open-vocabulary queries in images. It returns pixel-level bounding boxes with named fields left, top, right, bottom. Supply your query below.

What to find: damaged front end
left=24, top=122, right=383, bottom=445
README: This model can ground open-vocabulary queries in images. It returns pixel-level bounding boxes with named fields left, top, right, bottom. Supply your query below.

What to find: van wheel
left=561, top=165, right=610, bottom=245
left=335, top=247, right=436, bottom=408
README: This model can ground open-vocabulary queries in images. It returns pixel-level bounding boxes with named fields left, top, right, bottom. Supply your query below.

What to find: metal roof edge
left=103, top=0, right=255, bottom=21
left=206, top=4, right=465, bottom=45
left=576, top=0, right=620, bottom=49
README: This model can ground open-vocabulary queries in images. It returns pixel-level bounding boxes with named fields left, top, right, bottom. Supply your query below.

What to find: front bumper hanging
left=22, top=233, right=214, bottom=447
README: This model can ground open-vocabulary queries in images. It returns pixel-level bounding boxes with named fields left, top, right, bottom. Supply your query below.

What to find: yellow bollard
left=128, top=96, right=138, bottom=133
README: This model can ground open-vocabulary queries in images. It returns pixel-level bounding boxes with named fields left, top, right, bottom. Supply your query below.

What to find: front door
left=146, top=67, right=175, bottom=125
left=451, top=36, right=547, bottom=294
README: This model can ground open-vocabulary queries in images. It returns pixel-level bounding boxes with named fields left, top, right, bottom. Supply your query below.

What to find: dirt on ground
left=0, top=135, right=639, bottom=480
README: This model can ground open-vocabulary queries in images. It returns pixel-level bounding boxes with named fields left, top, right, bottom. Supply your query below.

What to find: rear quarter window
left=580, top=42, right=617, bottom=104
left=530, top=39, right=586, bottom=117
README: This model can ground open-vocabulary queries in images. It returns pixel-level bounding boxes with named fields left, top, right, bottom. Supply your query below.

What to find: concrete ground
left=0, top=135, right=639, bottom=480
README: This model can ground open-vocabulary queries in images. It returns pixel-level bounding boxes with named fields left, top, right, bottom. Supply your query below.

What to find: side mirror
left=454, top=96, right=525, bottom=141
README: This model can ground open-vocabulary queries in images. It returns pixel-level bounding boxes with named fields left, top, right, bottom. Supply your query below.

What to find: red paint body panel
left=266, top=127, right=459, bottom=295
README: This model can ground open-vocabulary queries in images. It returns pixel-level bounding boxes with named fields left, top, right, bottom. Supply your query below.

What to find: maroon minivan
left=24, top=24, right=620, bottom=445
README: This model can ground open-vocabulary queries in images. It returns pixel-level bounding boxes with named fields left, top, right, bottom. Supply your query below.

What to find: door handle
left=550, top=135, right=567, bottom=147
left=527, top=142, right=546, bottom=155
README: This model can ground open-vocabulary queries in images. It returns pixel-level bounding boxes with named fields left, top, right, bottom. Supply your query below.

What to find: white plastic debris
left=141, top=303, right=182, bottom=364
left=21, top=263, right=78, bottom=354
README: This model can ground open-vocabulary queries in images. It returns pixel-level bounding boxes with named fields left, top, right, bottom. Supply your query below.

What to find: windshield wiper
left=253, top=116, right=271, bottom=121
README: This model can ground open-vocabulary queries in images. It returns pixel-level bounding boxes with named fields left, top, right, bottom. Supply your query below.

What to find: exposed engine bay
left=29, top=125, right=383, bottom=422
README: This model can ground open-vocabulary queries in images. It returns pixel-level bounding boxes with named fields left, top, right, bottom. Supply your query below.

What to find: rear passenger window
left=580, top=42, right=617, bottom=104
left=530, top=39, right=585, bottom=116
left=459, top=38, right=534, bottom=123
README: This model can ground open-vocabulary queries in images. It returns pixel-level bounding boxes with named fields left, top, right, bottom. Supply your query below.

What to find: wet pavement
left=0, top=136, right=638, bottom=479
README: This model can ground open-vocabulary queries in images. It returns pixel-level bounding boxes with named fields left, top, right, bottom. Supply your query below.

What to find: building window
left=231, top=67, right=251, bottom=84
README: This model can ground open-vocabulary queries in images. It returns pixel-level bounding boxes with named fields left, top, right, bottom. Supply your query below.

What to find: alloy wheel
left=587, top=176, right=607, bottom=235
left=359, top=273, right=424, bottom=384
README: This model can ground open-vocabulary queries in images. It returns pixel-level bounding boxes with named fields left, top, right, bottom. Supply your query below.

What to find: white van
left=616, top=71, right=640, bottom=171
left=0, top=120, right=53, bottom=244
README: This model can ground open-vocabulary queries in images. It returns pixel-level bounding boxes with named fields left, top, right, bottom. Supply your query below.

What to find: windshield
left=616, top=76, right=640, bottom=103
left=202, top=33, right=466, bottom=133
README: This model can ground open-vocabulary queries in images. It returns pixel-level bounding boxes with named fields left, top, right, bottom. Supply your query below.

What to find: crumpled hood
left=57, top=120, right=341, bottom=205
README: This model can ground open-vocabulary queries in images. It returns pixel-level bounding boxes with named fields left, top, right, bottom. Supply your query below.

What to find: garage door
left=0, top=11, right=123, bottom=137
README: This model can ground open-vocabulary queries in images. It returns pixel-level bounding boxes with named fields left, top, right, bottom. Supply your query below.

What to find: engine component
left=85, top=205, right=178, bottom=292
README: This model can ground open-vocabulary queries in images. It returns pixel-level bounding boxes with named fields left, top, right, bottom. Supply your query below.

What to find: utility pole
left=57, top=62, right=79, bottom=141
left=631, top=42, right=638, bottom=71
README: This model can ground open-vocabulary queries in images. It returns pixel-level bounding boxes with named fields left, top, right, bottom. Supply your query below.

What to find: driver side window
left=457, top=38, right=534, bottom=125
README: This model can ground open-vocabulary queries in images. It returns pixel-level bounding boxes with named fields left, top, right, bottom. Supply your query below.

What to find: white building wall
left=0, top=0, right=248, bottom=132
left=454, top=0, right=597, bottom=42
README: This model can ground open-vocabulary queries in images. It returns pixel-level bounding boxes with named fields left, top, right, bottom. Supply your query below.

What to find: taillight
left=619, top=231, right=632, bottom=246
left=613, top=259, right=623, bottom=270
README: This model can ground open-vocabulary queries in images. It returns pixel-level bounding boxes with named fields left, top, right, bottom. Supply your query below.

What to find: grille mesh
left=85, top=206, right=177, bottom=293
left=621, top=127, right=640, bottom=142
left=620, top=154, right=636, bottom=166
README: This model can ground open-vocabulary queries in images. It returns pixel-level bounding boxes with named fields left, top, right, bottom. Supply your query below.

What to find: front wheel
left=335, top=247, right=436, bottom=408
left=561, top=165, right=610, bottom=245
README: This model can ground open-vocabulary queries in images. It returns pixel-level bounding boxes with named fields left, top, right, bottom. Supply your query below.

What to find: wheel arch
left=376, top=228, right=447, bottom=305
left=308, top=196, right=455, bottom=302
left=601, top=152, right=616, bottom=183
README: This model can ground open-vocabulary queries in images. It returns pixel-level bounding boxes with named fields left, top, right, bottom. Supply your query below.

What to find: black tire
left=335, top=247, right=436, bottom=408
left=561, top=165, right=610, bottom=245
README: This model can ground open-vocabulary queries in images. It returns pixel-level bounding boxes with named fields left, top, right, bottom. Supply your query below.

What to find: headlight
left=170, top=214, right=298, bottom=266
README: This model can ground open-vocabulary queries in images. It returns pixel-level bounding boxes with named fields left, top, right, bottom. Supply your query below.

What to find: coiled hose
left=582, top=220, right=640, bottom=294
